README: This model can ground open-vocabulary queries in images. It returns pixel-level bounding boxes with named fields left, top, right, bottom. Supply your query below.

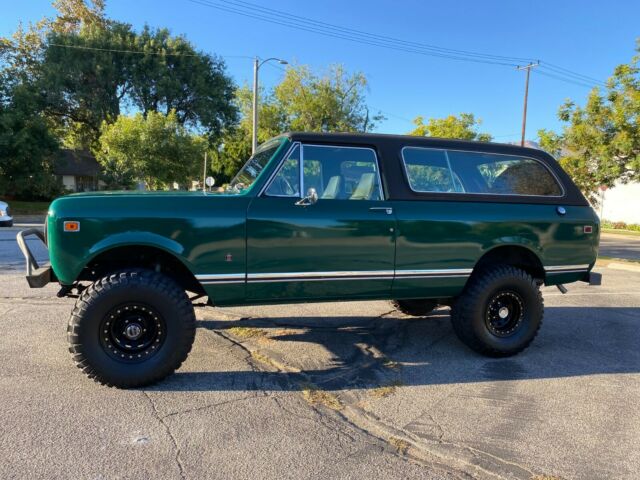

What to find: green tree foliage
left=0, top=84, right=61, bottom=199
left=212, top=64, right=382, bottom=183
left=538, top=42, right=640, bottom=202
left=1, top=0, right=237, bottom=150
left=96, top=110, right=207, bottom=190
left=409, top=113, right=493, bottom=141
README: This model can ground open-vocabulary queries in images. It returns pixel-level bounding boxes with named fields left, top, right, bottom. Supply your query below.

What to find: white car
left=0, top=200, right=13, bottom=227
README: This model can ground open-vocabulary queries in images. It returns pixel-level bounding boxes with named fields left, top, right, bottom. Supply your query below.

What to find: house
left=54, top=149, right=101, bottom=192
left=599, top=181, right=640, bottom=224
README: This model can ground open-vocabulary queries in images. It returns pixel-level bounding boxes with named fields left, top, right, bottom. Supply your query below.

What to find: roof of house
left=54, top=149, right=101, bottom=176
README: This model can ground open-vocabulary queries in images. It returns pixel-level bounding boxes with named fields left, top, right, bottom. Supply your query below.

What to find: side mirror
left=295, top=187, right=318, bottom=206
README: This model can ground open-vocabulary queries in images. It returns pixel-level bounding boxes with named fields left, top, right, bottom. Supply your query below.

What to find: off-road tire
left=67, top=269, right=196, bottom=388
left=450, top=265, right=543, bottom=357
left=391, top=299, right=437, bottom=317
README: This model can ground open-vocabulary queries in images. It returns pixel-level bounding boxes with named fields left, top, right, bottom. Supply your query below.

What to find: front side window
left=264, top=144, right=383, bottom=201
left=264, top=144, right=300, bottom=197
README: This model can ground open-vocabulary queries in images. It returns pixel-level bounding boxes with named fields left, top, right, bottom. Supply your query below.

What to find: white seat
left=350, top=173, right=375, bottom=200
left=321, top=176, right=342, bottom=199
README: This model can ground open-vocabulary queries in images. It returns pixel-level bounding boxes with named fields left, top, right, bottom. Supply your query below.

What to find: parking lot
left=1, top=225, right=639, bottom=479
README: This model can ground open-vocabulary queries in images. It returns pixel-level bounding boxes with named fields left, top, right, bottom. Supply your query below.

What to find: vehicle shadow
left=147, top=306, right=640, bottom=392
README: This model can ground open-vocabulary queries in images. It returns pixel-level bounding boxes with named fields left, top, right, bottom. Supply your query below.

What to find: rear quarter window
left=447, top=151, right=563, bottom=197
left=401, top=147, right=563, bottom=197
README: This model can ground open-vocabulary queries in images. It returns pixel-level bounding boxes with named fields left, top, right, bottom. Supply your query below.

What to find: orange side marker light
left=64, top=221, right=80, bottom=232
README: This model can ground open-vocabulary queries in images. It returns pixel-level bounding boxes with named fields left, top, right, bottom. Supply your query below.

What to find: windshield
left=227, top=137, right=286, bottom=193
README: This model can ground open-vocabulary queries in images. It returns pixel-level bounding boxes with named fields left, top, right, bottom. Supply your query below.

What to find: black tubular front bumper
left=16, top=228, right=54, bottom=288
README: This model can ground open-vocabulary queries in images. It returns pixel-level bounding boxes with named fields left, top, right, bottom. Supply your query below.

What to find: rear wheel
left=450, top=265, right=543, bottom=357
left=391, top=299, right=437, bottom=317
left=67, top=269, right=196, bottom=388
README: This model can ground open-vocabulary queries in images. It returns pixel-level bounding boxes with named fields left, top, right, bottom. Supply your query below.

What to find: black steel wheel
left=485, top=291, right=524, bottom=337
left=68, top=269, right=195, bottom=388
left=451, top=265, right=543, bottom=357
left=99, top=303, right=167, bottom=362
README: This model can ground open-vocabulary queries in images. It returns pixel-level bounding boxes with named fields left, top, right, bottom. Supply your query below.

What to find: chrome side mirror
left=295, top=187, right=318, bottom=206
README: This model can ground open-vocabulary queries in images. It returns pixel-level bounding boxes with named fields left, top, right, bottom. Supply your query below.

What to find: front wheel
left=450, top=265, right=543, bottom=357
left=67, top=269, right=196, bottom=388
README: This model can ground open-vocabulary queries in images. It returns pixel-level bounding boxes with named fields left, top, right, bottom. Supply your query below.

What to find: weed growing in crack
left=300, top=383, right=342, bottom=410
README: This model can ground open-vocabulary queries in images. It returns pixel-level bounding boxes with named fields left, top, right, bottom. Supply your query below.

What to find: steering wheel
left=274, top=176, right=295, bottom=196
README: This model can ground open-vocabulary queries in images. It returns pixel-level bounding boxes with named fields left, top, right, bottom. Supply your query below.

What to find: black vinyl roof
left=286, top=131, right=546, bottom=158
left=283, top=131, right=589, bottom=206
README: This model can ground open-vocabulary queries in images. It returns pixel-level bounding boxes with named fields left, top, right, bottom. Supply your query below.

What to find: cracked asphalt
left=1, top=227, right=639, bottom=479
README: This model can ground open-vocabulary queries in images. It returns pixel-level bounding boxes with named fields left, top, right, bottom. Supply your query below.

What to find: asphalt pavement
left=1, top=224, right=639, bottom=479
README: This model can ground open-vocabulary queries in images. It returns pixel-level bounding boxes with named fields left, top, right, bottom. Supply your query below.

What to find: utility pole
left=516, top=62, right=539, bottom=147
left=252, top=57, right=259, bottom=155
left=252, top=56, right=288, bottom=155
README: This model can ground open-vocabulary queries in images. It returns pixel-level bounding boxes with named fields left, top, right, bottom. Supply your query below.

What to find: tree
left=1, top=1, right=238, bottom=149
left=409, top=113, right=492, bottom=141
left=212, top=64, right=382, bottom=183
left=96, top=111, right=207, bottom=189
left=0, top=84, right=61, bottom=199
left=538, top=41, right=640, bottom=202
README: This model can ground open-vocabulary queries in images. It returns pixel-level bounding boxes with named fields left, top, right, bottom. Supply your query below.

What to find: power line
left=186, top=0, right=524, bottom=66
left=185, top=0, right=607, bottom=88
left=216, top=0, right=536, bottom=63
left=534, top=69, right=600, bottom=89
left=541, top=62, right=608, bottom=87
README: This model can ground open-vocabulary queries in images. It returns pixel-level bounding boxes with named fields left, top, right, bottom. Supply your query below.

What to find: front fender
left=53, top=231, right=190, bottom=285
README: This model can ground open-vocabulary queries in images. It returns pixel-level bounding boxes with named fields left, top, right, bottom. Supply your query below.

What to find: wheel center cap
left=498, top=307, right=509, bottom=319
left=124, top=323, right=143, bottom=340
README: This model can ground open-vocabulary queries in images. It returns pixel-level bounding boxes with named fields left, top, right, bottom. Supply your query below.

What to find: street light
left=252, top=56, right=288, bottom=154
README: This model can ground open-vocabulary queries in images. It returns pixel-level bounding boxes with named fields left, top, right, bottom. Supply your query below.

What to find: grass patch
left=370, top=380, right=404, bottom=398
left=300, top=383, right=342, bottom=410
left=227, top=326, right=268, bottom=339
left=597, top=256, right=640, bottom=266
left=388, top=436, right=410, bottom=455
left=602, top=228, right=640, bottom=237
left=6, top=200, right=50, bottom=215
left=250, top=350, right=278, bottom=369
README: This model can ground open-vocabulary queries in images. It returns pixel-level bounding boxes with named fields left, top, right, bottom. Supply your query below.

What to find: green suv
left=17, top=133, right=601, bottom=388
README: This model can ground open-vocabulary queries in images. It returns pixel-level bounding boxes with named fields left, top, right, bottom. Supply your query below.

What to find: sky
left=1, top=0, right=639, bottom=142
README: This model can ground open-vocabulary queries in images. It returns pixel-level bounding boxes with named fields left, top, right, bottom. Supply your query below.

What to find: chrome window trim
left=400, top=146, right=566, bottom=198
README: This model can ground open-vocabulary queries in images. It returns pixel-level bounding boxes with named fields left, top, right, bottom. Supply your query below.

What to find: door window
left=264, top=144, right=383, bottom=201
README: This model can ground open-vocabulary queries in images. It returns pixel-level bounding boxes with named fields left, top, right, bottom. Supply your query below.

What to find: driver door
left=246, top=143, right=396, bottom=301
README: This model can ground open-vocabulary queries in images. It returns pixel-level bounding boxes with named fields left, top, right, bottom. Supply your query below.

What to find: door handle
left=369, top=207, right=393, bottom=215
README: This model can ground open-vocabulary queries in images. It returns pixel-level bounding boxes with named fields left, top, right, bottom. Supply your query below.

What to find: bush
left=602, top=220, right=640, bottom=232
